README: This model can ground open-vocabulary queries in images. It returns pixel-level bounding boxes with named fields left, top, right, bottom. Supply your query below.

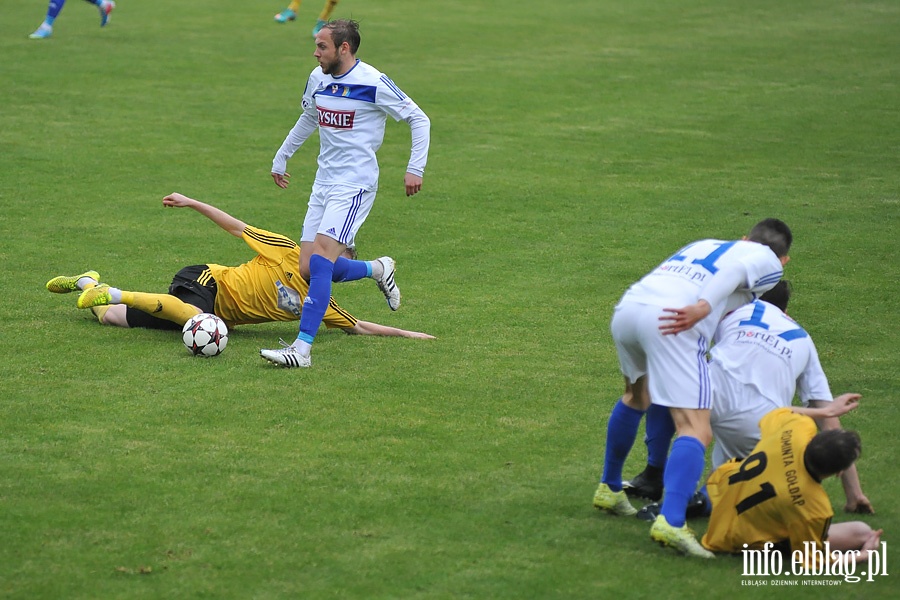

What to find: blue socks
left=331, top=257, right=371, bottom=283
left=47, top=1, right=66, bottom=21
left=660, top=436, right=706, bottom=528
left=601, top=400, right=645, bottom=492
left=44, top=1, right=104, bottom=26
left=645, top=403, right=676, bottom=469
left=297, top=254, right=335, bottom=345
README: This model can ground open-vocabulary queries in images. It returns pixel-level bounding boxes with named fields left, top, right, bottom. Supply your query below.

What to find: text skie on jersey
left=318, top=107, right=355, bottom=129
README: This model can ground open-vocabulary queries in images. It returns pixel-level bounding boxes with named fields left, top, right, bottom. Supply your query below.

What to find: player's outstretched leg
left=260, top=341, right=312, bottom=368
left=649, top=515, right=714, bottom=558
left=97, top=1, right=115, bottom=27
left=593, top=483, right=638, bottom=516
left=46, top=271, right=100, bottom=294
left=275, top=8, right=297, bottom=23
left=374, top=257, right=401, bottom=310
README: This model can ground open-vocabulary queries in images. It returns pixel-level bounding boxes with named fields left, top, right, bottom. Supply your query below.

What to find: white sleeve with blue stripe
left=377, top=74, right=431, bottom=177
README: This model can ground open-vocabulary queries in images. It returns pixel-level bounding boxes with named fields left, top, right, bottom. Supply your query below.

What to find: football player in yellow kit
left=702, top=408, right=882, bottom=565
left=47, top=193, right=433, bottom=342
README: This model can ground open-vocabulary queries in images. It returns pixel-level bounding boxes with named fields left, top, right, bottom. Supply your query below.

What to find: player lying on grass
left=701, top=408, right=883, bottom=564
left=46, top=193, right=434, bottom=342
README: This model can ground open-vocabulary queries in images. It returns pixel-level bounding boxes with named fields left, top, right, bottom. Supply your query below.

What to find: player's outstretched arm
left=162, top=193, right=247, bottom=237
left=805, top=396, right=873, bottom=514
left=793, top=393, right=861, bottom=419
left=344, top=320, right=435, bottom=339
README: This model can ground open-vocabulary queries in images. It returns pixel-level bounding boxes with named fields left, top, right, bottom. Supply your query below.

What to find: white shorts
left=610, top=301, right=712, bottom=410
left=709, top=363, right=784, bottom=470
left=301, top=182, right=376, bottom=245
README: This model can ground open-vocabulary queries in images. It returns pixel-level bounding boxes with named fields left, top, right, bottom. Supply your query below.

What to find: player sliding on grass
left=47, top=193, right=434, bottom=344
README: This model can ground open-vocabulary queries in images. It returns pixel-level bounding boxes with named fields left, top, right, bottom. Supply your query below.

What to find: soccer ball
left=182, top=313, right=228, bottom=357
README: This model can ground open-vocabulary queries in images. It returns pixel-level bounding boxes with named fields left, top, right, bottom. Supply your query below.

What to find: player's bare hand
left=404, top=331, right=436, bottom=339
left=162, top=193, right=192, bottom=208
left=405, top=173, right=423, bottom=197
left=272, top=172, right=291, bottom=189
left=823, top=393, right=861, bottom=418
left=659, top=300, right=711, bottom=335
left=845, top=494, right=875, bottom=515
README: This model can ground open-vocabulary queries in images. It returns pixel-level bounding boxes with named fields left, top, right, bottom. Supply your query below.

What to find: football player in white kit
left=261, top=19, right=431, bottom=368
left=592, top=219, right=792, bottom=558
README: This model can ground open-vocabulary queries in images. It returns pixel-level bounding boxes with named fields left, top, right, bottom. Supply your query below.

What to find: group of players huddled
left=592, top=222, right=882, bottom=564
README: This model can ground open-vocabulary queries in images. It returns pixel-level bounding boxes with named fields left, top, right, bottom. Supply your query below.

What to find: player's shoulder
left=719, top=299, right=758, bottom=323
left=243, top=225, right=297, bottom=249
left=759, top=406, right=803, bottom=432
left=355, top=61, right=408, bottom=91
left=736, top=239, right=780, bottom=260
left=759, top=301, right=803, bottom=329
left=356, top=60, right=382, bottom=75
left=339, top=60, right=382, bottom=82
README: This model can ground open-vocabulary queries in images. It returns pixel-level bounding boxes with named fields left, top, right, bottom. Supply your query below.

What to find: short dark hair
left=324, top=19, right=361, bottom=54
left=805, top=429, right=861, bottom=479
left=759, top=280, right=792, bottom=312
left=748, top=218, right=792, bottom=258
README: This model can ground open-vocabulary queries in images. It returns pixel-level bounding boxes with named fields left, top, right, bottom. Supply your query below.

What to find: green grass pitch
left=0, top=1, right=897, bottom=598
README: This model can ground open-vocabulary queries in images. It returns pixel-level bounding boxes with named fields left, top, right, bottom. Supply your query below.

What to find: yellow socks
left=121, top=291, right=202, bottom=326
left=319, top=0, right=338, bottom=21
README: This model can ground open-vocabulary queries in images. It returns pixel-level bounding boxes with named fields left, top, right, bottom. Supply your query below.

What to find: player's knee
left=828, top=521, right=873, bottom=551
left=845, top=521, right=875, bottom=545
left=99, top=305, right=129, bottom=327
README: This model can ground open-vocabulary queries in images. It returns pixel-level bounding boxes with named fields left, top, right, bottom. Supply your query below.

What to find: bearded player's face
left=314, top=32, right=343, bottom=75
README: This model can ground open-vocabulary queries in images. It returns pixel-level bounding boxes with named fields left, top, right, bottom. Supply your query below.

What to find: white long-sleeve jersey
left=272, top=59, right=430, bottom=190
left=711, top=300, right=833, bottom=408
left=619, top=239, right=784, bottom=339
left=708, top=300, right=833, bottom=468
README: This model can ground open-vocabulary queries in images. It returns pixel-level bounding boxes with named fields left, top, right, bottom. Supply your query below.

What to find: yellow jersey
left=205, top=226, right=357, bottom=329
left=702, top=408, right=833, bottom=554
